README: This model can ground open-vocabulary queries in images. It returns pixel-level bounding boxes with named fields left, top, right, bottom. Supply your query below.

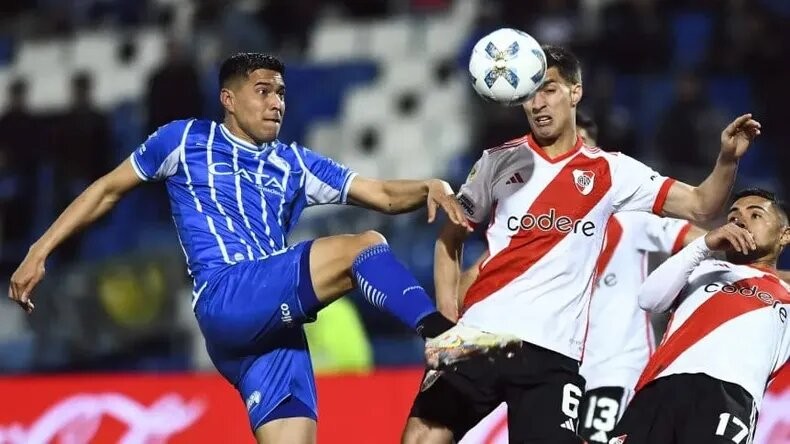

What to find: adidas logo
left=560, top=418, right=575, bottom=432
left=506, top=172, right=525, bottom=184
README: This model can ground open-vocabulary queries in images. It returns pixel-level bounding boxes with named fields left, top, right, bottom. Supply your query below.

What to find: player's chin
left=531, top=124, right=558, bottom=140
left=724, top=249, right=762, bottom=265
left=258, top=126, right=280, bottom=142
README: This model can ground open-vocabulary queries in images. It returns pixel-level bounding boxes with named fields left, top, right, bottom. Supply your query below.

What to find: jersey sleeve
left=456, top=151, right=494, bottom=227
left=639, top=237, right=713, bottom=313
left=130, top=119, right=193, bottom=182
left=637, top=214, right=692, bottom=255
left=296, top=145, right=356, bottom=206
left=611, top=153, right=675, bottom=215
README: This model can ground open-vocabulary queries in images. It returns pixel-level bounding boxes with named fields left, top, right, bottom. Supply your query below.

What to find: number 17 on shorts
left=714, top=411, right=755, bottom=444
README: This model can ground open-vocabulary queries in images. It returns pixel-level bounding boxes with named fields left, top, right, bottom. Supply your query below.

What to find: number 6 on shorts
left=561, top=383, right=583, bottom=418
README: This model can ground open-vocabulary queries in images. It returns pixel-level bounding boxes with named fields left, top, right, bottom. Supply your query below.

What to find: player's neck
left=730, top=253, right=778, bottom=272
left=531, top=128, right=579, bottom=160
left=222, top=118, right=263, bottom=147
left=747, top=257, right=778, bottom=272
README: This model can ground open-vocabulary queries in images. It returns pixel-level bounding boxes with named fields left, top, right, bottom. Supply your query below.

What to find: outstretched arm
left=347, top=177, right=470, bottom=229
left=661, top=114, right=761, bottom=222
left=9, top=159, right=143, bottom=312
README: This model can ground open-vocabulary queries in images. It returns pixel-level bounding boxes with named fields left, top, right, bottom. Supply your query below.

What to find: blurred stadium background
left=0, top=0, right=788, bottom=442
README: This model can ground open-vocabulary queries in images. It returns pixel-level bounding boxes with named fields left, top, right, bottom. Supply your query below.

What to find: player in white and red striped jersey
left=584, top=216, right=697, bottom=398
left=450, top=115, right=707, bottom=443
left=407, top=44, right=762, bottom=444
left=452, top=214, right=705, bottom=444
left=576, top=212, right=704, bottom=444
left=610, top=188, right=790, bottom=444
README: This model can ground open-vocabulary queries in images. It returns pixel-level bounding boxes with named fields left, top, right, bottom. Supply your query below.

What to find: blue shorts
left=194, top=241, right=322, bottom=431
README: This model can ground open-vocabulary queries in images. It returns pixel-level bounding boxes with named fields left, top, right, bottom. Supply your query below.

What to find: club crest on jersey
left=466, top=164, right=478, bottom=182
left=572, top=169, right=595, bottom=195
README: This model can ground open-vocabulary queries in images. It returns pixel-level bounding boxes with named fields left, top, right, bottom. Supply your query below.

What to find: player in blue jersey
left=7, top=53, right=505, bottom=443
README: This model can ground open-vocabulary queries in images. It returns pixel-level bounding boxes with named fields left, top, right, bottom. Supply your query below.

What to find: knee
left=342, top=231, right=388, bottom=266
left=400, top=424, right=423, bottom=444
left=255, top=417, right=316, bottom=444
left=356, top=230, right=387, bottom=249
left=401, top=418, right=453, bottom=444
left=401, top=428, right=452, bottom=444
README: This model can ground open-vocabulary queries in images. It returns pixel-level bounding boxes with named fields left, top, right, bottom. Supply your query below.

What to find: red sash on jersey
left=635, top=276, right=790, bottom=392
left=594, top=216, right=624, bottom=282
left=463, top=154, right=612, bottom=313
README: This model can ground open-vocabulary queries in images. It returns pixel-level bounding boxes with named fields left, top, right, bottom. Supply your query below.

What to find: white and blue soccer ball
left=468, top=28, right=547, bottom=106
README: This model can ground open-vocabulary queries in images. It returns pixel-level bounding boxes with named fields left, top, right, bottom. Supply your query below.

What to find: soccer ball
left=468, top=28, right=547, bottom=106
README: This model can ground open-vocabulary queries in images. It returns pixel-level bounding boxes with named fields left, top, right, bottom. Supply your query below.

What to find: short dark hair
left=733, top=187, right=789, bottom=224
left=219, top=53, right=285, bottom=87
left=542, top=45, right=582, bottom=85
left=576, top=110, right=598, bottom=143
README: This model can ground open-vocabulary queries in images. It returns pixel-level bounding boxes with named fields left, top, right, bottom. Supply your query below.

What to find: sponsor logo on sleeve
left=458, top=194, right=475, bottom=216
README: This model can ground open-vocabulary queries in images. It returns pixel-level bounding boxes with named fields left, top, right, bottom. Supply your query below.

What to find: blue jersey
left=130, top=119, right=355, bottom=281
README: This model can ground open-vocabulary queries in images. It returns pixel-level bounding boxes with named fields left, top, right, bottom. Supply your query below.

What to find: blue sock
left=351, top=243, right=438, bottom=330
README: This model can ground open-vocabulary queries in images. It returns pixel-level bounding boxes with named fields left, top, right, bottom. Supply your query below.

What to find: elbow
left=686, top=187, right=726, bottom=223
left=376, top=185, right=401, bottom=214
left=688, top=212, right=715, bottom=225
left=384, top=202, right=404, bottom=215
left=88, top=176, right=110, bottom=197
left=91, top=176, right=122, bottom=205
left=691, top=208, right=717, bottom=224
left=638, top=292, right=668, bottom=313
left=638, top=296, right=656, bottom=312
left=686, top=190, right=718, bottom=223
left=378, top=201, right=401, bottom=215
left=637, top=282, right=661, bottom=312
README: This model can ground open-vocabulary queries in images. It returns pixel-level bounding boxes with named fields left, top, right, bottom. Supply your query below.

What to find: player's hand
left=704, top=222, right=757, bottom=254
left=719, top=113, right=761, bottom=162
left=426, top=180, right=471, bottom=231
left=8, top=249, right=46, bottom=314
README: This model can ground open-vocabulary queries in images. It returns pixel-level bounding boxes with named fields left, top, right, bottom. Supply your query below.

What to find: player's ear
left=570, top=83, right=582, bottom=108
left=220, top=88, right=235, bottom=113
left=780, top=226, right=790, bottom=249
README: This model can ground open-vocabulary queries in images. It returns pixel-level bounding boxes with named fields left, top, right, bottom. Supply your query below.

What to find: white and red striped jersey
left=636, top=238, right=790, bottom=408
left=580, top=212, right=691, bottom=391
left=457, top=134, right=674, bottom=360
